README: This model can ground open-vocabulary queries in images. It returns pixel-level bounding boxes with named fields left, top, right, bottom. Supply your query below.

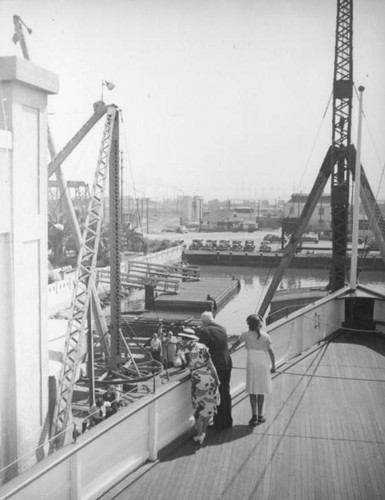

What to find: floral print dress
left=180, top=341, right=220, bottom=419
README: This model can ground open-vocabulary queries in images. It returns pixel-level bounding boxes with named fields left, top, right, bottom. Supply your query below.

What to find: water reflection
left=117, top=263, right=384, bottom=336
left=202, top=266, right=384, bottom=335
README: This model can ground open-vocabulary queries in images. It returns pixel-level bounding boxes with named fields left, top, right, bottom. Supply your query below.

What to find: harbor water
left=202, top=265, right=385, bottom=335
left=131, top=229, right=384, bottom=335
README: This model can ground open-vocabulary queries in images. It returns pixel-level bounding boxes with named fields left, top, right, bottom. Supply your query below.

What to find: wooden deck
left=100, top=329, right=385, bottom=500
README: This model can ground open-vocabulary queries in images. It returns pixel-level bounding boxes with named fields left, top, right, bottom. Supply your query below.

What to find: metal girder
left=12, top=15, right=31, bottom=59
left=108, top=114, right=122, bottom=370
left=329, top=0, right=354, bottom=291
left=51, top=106, right=118, bottom=449
left=12, top=12, right=111, bottom=446
left=48, top=102, right=108, bottom=179
left=13, top=11, right=109, bottom=338
left=258, top=148, right=333, bottom=318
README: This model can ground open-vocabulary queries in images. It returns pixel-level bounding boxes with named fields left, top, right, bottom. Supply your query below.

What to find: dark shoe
left=258, top=416, right=266, bottom=424
left=248, top=415, right=258, bottom=427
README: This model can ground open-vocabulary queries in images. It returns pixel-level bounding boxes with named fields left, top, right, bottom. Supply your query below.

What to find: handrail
left=0, top=371, right=191, bottom=497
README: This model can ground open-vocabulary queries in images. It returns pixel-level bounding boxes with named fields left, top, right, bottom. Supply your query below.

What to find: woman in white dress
left=230, top=314, right=276, bottom=426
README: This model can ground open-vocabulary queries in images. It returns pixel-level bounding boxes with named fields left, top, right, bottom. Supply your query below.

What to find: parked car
left=218, top=239, right=231, bottom=251
left=302, top=232, right=319, bottom=244
left=176, top=226, right=188, bottom=234
left=259, top=242, right=272, bottom=253
left=204, top=239, right=218, bottom=250
left=347, top=235, right=364, bottom=244
left=244, top=240, right=256, bottom=252
left=263, top=233, right=282, bottom=243
left=161, top=225, right=178, bottom=233
left=366, top=237, right=379, bottom=250
left=189, top=239, right=203, bottom=250
left=231, top=240, right=243, bottom=251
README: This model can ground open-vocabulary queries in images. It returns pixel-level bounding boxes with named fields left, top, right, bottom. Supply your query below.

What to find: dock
left=121, top=276, right=240, bottom=338
left=183, top=250, right=385, bottom=270
left=154, top=276, right=240, bottom=312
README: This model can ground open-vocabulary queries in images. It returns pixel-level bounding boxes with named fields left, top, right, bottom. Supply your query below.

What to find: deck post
left=70, top=452, right=81, bottom=500
left=148, top=400, right=159, bottom=461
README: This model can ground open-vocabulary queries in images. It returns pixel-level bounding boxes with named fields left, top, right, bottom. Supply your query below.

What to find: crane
left=13, top=14, right=112, bottom=355
left=13, top=16, right=163, bottom=450
left=258, top=0, right=385, bottom=318
left=51, top=106, right=118, bottom=448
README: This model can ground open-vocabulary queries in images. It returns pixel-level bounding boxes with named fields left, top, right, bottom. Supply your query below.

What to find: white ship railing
left=3, top=287, right=385, bottom=499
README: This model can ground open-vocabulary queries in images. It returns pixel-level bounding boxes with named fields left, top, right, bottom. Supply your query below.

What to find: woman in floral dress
left=178, top=330, right=220, bottom=445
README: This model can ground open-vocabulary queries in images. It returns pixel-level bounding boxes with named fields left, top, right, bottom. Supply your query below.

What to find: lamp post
left=101, top=80, right=115, bottom=101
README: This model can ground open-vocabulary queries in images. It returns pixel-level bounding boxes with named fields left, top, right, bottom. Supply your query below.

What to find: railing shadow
left=331, top=328, right=385, bottom=357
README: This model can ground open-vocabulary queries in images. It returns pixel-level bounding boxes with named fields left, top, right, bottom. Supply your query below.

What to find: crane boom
left=51, top=106, right=118, bottom=449
left=12, top=15, right=31, bottom=59
left=12, top=14, right=111, bottom=358
left=48, top=102, right=108, bottom=179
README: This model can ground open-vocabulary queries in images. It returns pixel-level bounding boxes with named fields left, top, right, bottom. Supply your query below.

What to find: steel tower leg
left=329, top=0, right=354, bottom=290
left=258, top=148, right=332, bottom=318
left=51, top=106, right=118, bottom=449
left=109, top=114, right=122, bottom=370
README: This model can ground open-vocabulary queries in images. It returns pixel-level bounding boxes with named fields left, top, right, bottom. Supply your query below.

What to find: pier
left=183, top=250, right=385, bottom=271
left=154, top=276, right=240, bottom=312
left=121, top=276, right=241, bottom=338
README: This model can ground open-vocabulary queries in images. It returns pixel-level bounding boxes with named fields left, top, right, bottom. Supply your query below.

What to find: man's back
left=199, top=322, right=232, bottom=369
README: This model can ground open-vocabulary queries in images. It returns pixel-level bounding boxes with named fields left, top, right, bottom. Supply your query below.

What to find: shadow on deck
left=101, top=329, right=385, bottom=500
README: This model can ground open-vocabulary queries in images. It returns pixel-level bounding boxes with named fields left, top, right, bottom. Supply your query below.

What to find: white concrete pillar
left=0, top=56, right=58, bottom=481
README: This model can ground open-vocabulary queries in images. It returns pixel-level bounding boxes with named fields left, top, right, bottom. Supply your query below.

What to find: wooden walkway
left=100, top=329, right=385, bottom=500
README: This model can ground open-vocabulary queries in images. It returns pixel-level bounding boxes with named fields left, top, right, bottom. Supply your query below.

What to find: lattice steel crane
left=13, top=16, right=163, bottom=449
left=12, top=15, right=111, bottom=356
left=258, top=0, right=385, bottom=318
left=51, top=106, right=119, bottom=449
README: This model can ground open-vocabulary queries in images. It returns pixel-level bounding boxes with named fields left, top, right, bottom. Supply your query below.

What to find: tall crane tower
left=329, top=0, right=353, bottom=290
left=258, top=0, right=385, bottom=318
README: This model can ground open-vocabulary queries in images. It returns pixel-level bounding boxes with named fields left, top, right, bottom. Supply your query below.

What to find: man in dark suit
left=198, top=311, right=233, bottom=429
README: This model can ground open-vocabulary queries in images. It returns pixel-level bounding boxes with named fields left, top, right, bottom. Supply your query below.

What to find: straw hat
left=177, top=328, right=199, bottom=341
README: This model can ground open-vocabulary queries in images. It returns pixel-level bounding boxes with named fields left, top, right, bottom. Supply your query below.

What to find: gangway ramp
left=97, top=261, right=200, bottom=295
left=126, top=260, right=201, bottom=282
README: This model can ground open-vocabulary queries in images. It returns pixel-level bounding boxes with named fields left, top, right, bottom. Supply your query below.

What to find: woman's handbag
left=173, top=354, right=183, bottom=367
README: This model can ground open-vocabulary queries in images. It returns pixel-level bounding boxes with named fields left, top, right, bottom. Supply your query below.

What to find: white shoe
left=198, top=433, right=206, bottom=444
left=194, top=433, right=205, bottom=444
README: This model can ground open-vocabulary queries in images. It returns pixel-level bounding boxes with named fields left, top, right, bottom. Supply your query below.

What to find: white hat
left=178, top=329, right=199, bottom=341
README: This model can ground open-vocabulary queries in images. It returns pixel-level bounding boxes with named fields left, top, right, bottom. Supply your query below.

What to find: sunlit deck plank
left=103, top=329, right=385, bottom=500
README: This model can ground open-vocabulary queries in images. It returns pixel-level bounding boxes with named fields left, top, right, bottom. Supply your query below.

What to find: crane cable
left=257, top=91, right=333, bottom=313
left=119, top=111, right=164, bottom=325
left=352, top=84, right=385, bottom=271
left=283, top=90, right=333, bottom=233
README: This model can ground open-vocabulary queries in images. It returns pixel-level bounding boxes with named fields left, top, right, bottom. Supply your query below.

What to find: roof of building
left=202, top=208, right=255, bottom=223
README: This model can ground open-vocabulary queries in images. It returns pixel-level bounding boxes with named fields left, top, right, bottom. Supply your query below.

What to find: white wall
left=0, top=57, right=58, bottom=482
